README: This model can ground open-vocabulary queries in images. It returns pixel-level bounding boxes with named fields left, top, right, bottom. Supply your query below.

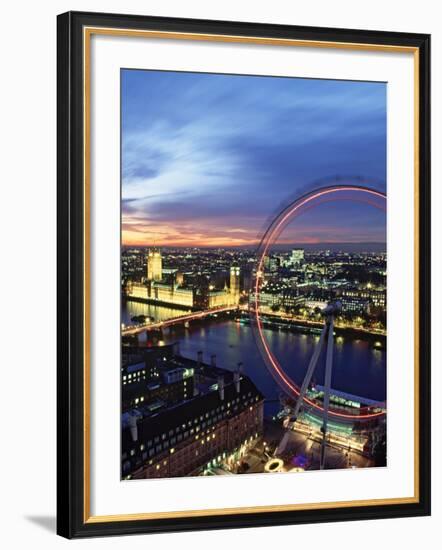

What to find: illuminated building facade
left=291, top=248, right=305, bottom=267
left=147, top=248, right=163, bottom=281
left=125, top=262, right=241, bottom=309
left=230, top=265, right=240, bottom=299
left=263, top=256, right=279, bottom=273
left=338, top=287, right=386, bottom=315
left=150, top=282, right=194, bottom=307
left=340, top=295, right=370, bottom=314
left=207, top=289, right=237, bottom=308
left=121, top=359, right=264, bottom=479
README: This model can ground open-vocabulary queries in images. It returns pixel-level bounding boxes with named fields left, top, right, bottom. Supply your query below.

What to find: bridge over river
left=122, top=305, right=242, bottom=336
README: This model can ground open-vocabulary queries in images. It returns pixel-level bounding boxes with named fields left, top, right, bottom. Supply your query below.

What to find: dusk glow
left=121, top=69, right=388, bottom=480
left=122, top=70, right=386, bottom=247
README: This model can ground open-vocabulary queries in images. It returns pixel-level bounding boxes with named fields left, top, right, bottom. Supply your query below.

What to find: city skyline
left=122, top=70, right=386, bottom=247
left=121, top=244, right=387, bottom=478
left=121, top=69, right=387, bottom=480
left=122, top=241, right=387, bottom=251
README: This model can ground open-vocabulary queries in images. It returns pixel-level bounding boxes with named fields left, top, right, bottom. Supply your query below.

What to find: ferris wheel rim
left=250, top=183, right=387, bottom=421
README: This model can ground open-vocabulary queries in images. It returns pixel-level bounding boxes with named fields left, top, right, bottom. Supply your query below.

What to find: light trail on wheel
left=250, top=184, right=387, bottom=421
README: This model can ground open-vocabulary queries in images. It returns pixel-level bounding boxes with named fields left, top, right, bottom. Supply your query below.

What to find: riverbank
left=123, top=295, right=195, bottom=312
left=236, top=311, right=386, bottom=345
left=123, top=300, right=386, bottom=402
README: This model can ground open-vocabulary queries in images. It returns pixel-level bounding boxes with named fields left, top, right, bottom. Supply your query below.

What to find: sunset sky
left=121, top=69, right=386, bottom=248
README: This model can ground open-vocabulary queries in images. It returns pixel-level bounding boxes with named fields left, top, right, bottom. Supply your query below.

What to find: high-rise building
left=268, top=256, right=280, bottom=272
left=147, top=248, right=162, bottom=281
left=230, top=265, right=240, bottom=298
left=291, top=248, right=305, bottom=267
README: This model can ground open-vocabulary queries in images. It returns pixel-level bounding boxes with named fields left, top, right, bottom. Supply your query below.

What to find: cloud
left=121, top=70, right=386, bottom=246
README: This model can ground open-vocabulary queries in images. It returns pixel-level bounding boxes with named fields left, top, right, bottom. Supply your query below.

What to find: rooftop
left=122, top=373, right=263, bottom=450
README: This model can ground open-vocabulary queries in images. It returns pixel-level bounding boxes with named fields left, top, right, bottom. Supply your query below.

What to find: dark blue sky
left=122, top=69, right=386, bottom=247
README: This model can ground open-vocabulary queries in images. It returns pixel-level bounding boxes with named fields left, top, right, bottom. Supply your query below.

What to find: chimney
left=234, top=362, right=243, bottom=393
left=128, top=413, right=138, bottom=442
left=197, top=350, right=203, bottom=366
left=217, top=375, right=225, bottom=401
left=210, top=354, right=217, bottom=367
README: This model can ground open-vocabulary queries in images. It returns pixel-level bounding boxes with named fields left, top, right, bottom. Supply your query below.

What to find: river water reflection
left=122, top=301, right=386, bottom=413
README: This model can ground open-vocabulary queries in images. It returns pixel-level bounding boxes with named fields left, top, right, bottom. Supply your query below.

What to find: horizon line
left=122, top=241, right=387, bottom=249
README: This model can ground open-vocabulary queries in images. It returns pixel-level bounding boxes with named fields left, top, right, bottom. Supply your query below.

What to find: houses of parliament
left=124, top=248, right=241, bottom=309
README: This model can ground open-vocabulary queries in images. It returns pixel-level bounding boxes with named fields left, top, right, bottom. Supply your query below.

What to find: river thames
left=122, top=300, right=386, bottom=415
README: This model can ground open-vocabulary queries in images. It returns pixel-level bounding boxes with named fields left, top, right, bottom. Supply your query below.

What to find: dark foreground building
left=121, top=345, right=264, bottom=479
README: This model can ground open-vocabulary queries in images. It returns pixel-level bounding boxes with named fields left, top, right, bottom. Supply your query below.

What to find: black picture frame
left=57, top=10, right=431, bottom=539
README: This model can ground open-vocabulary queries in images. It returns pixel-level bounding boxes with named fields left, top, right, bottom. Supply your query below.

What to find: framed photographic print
left=57, top=11, right=431, bottom=538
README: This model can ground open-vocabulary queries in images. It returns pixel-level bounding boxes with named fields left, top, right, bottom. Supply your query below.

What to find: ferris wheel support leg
left=292, top=321, right=328, bottom=421
left=274, top=321, right=328, bottom=457
left=320, top=316, right=335, bottom=470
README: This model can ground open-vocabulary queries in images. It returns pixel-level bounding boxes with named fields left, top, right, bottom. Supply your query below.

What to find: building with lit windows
left=121, top=363, right=264, bottom=479
left=149, top=281, right=194, bottom=307
left=147, top=248, right=163, bottom=281
left=263, top=256, right=280, bottom=273
left=122, top=364, right=195, bottom=412
left=230, top=264, right=240, bottom=299
left=339, top=295, right=370, bottom=314
left=124, top=262, right=241, bottom=310
left=337, top=287, right=386, bottom=315
left=122, top=339, right=178, bottom=363
left=290, top=248, right=305, bottom=267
